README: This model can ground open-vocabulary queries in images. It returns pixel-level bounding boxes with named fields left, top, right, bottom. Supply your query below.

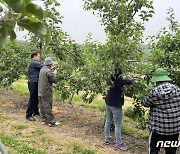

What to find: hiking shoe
left=33, top=114, right=40, bottom=117
left=26, top=116, right=36, bottom=121
left=33, top=113, right=40, bottom=116
left=104, top=137, right=115, bottom=145
left=115, top=143, right=128, bottom=151
left=41, top=118, right=47, bottom=125
left=48, top=121, right=60, bottom=127
left=41, top=121, right=48, bottom=125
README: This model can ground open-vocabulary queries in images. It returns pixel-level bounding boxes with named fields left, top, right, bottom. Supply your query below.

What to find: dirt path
left=0, top=90, right=149, bottom=154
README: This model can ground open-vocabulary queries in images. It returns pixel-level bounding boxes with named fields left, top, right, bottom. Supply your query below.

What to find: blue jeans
left=104, top=105, right=122, bottom=144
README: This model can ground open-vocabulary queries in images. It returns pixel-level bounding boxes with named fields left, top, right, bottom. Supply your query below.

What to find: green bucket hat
left=151, top=68, right=172, bottom=82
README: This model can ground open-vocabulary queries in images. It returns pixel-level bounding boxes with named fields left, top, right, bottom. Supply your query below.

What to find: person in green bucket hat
left=142, top=68, right=180, bottom=154
left=151, top=68, right=172, bottom=83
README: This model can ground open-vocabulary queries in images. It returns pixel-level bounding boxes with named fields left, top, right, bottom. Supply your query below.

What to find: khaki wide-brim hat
left=151, top=68, right=172, bottom=82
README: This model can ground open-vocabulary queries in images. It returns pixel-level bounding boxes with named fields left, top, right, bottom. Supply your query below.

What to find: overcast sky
left=17, top=0, right=180, bottom=44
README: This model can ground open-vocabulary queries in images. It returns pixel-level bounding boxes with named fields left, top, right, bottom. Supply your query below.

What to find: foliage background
left=0, top=0, right=179, bottom=119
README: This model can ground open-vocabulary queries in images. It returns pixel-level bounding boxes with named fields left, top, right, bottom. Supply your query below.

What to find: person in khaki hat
left=142, top=68, right=180, bottom=154
left=38, top=57, right=59, bottom=127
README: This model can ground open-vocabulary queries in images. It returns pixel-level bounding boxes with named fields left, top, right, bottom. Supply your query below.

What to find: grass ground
left=0, top=112, right=97, bottom=154
left=0, top=78, right=153, bottom=153
left=11, top=78, right=149, bottom=138
left=2, top=78, right=178, bottom=154
left=0, top=91, right=104, bottom=154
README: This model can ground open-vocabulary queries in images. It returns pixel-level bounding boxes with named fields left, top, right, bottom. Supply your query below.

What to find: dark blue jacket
left=105, top=76, right=133, bottom=107
left=28, top=60, right=44, bottom=83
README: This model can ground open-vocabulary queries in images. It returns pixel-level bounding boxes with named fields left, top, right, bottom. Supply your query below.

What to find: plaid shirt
left=142, top=82, right=180, bottom=135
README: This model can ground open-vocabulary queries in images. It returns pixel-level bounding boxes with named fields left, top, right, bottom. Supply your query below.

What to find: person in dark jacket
left=26, top=51, right=44, bottom=121
left=104, top=69, right=133, bottom=151
left=142, top=68, right=180, bottom=154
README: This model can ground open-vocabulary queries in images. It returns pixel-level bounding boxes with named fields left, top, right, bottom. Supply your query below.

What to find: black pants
left=26, top=82, right=39, bottom=118
left=149, top=131, right=179, bottom=154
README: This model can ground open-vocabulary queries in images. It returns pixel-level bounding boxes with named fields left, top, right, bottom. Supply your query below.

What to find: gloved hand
left=52, top=61, right=58, bottom=69
left=54, top=69, right=57, bottom=75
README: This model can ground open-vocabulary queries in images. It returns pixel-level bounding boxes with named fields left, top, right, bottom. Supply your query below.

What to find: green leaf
left=0, top=5, right=3, bottom=12
left=147, top=14, right=153, bottom=18
left=44, top=27, right=51, bottom=48
left=5, top=21, right=16, bottom=30
left=149, top=10, right=155, bottom=14
left=0, top=29, right=8, bottom=48
left=30, top=22, right=47, bottom=36
left=17, top=19, right=47, bottom=36
left=4, top=0, right=10, bottom=5
left=26, top=16, right=38, bottom=22
left=11, top=0, right=24, bottom=13
left=8, top=29, right=16, bottom=40
left=25, top=3, right=44, bottom=20
left=5, top=0, right=24, bottom=13
left=23, top=11, right=32, bottom=17
left=0, top=26, right=3, bottom=33
left=22, top=0, right=31, bottom=6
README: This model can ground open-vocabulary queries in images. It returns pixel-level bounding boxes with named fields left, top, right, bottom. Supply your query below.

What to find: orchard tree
left=26, top=1, right=110, bottom=102
left=27, top=0, right=64, bottom=51
left=148, top=8, right=180, bottom=86
left=83, top=0, right=154, bottom=72
left=51, top=0, right=156, bottom=104
left=0, top=40, right=31, bottom=87
left=48, top=0, right=156, bottom=103
left=82, top=0, right=156, bottom=126
left=0, top=0, right=49, bottom=87
left=124, top=8, right=180, bottom=125
left=82, top=0, right=155, bottom=100
left=0, top=0, right=48, bottom=48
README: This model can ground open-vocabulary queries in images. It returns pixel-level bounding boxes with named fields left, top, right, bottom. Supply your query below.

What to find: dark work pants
left=26, top=82, right=39, bottom=118
left=149, top=131, right=179, bottom=154
left=38, top=96, right=54, bottom=123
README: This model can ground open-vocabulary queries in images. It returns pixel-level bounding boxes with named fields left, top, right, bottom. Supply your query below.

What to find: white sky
left=17, top=0, right=180, bottom=44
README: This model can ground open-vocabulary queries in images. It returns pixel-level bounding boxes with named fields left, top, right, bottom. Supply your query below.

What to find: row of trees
left=0, top=1, right=179, bottom=118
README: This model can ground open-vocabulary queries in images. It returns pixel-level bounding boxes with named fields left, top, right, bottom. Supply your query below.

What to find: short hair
left=31, top=51, right=40, bottom=59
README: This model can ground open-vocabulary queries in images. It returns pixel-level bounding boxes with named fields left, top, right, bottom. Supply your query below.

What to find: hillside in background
left=140, top=44, right=151, bottom=54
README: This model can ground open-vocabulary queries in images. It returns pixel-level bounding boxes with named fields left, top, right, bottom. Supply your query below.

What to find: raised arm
left=123, top=78, right=133, bottom=85
left=47, top=70, right=58, bottom=83
left=33, top=61, right=44, bottom=69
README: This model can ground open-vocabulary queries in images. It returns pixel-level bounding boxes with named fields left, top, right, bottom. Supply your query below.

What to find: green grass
left=122, top=123, right=136, bottom=134
left=0, top=114, right=10, bottom=122
left=73, top=95, right=105, bottom=112
left=139, top=130, right=149, bottom=139
left=71, top=142, right=96, bottom=154
left=41, top=136, right=52, bottom=144
left=11, top=78, right=106, bottom=112
left=122, top=116, right=149, bottom=139
left=11, top=78, right=29, bottom=95
left=53, top=90, right=62, bottom=101
left=0, top=133, right=46, bottom=154
left=32, top=128, right=45, bottom=136
left=10, top=78, right=149, bottom=140
left=53, top=91, right=106, bottom=112
left=11, top=124, right=29, bottom=130
left=62, top=141, right=97, bottom=154
left=11, top=131, right=23, bottom=137
left=122, top=123, right=149, bottom=139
